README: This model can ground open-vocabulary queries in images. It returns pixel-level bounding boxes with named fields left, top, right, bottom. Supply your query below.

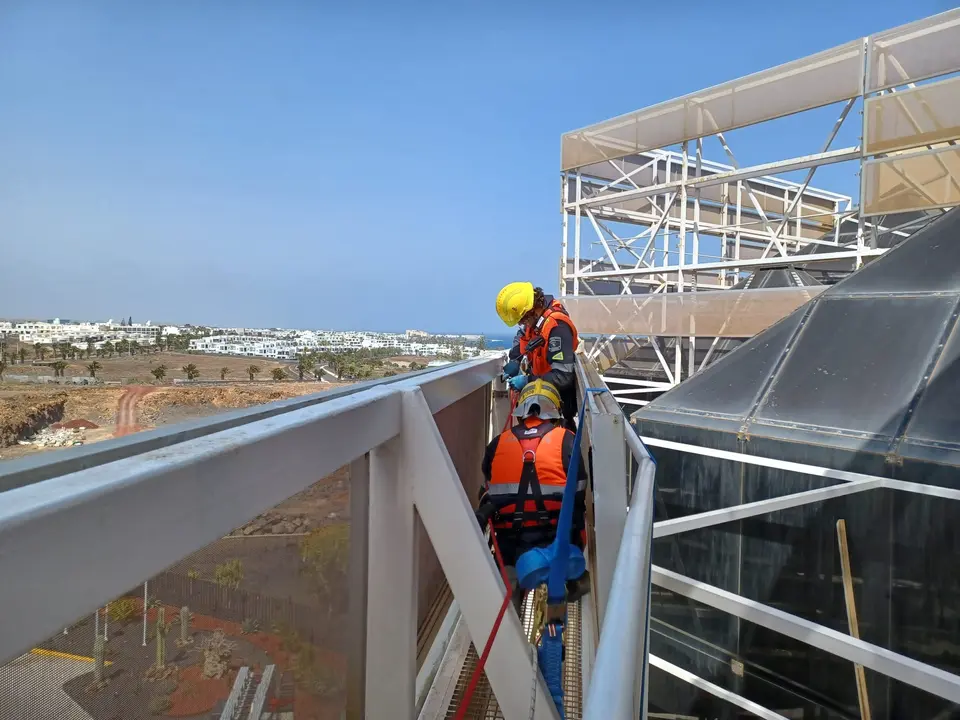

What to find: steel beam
left=649, top=655, right=788, bottom=720
left=403, top=389, right=560, bottom=720
left=568, top=148, right=860, bottom=211
left=652, top=566, right=960, bottom=704
left=367, top=436, right=417, bottom=719
left=576, top=249, right=884, bottom=280
left=653, top=478, right=881, bottom=538
left=0, top=385, right=404, bottom=664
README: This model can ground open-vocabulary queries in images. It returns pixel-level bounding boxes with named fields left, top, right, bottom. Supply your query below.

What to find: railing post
left=576, top=359, right=629, bottom=628
left=346, top=453, right=370, bottom=720
left=490, top=375, right=510, bottom=440
left=366, top=437, right=418, bottom=719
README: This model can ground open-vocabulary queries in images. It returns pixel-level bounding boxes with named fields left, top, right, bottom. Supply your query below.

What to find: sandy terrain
left=0, top=381, right=350, bottom=461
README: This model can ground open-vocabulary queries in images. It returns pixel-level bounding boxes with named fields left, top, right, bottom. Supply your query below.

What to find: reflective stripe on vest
left=488, top=419, right=568, bottom=530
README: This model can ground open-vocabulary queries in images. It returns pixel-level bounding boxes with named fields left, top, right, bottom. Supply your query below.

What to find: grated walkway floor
left=443, top=594, right=583, bottom=720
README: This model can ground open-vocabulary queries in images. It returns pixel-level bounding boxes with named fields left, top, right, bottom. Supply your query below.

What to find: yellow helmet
left=496, top=282, right=534, bottom=327
left=512, top=379, right=562, bottom=420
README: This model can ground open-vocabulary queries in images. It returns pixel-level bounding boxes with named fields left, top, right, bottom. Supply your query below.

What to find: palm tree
left=18, top=347, right=26, bottom=364
left=151, top=365, right=167, bottom=383
left=33, top=343, right=43, bottom=360
left=182, top=363, right=200, bottom=380
left=271, top=367, right=287, bottom=382
left=0, top=359, right=6, bottom=381
left=51, top=360, right=68, bottom=378
left=129, top=340, right=140, bottom=356
left=103, top=341, right=114, bottom=358
left=247, top=365, right=261, bottom=381
left=312, top=367, right=324, bottom=381
left=86, top=361, right=102, bottom=378
left=220, top=367, right=230, bottom=381
left=296, top=354, right=315, bottom=381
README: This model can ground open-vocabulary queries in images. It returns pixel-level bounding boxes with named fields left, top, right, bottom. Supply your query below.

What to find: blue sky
left=0, top=1, right=944, bottom=333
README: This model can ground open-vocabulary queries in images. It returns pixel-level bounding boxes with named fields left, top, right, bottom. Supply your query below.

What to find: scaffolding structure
left=561, top=9, right=960, bottom=399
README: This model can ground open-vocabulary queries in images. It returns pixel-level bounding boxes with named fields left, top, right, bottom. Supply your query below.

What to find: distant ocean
left=483, top=333, right=515, bottom=349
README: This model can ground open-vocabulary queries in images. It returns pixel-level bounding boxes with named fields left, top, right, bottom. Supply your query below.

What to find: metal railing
left=0, top=351, right=660, bottom=720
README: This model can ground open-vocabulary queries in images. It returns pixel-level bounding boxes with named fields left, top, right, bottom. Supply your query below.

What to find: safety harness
left=508, top=421, right=557, bottom=532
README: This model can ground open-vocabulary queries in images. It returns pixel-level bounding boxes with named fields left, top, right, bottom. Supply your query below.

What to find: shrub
left=213, top=558, right=243, bottom=589
left=186, top=568, right=201, bottom=580
left=241, top=618, right=261, bottom=635
left=148, top=695, right=172, bottom=715
left=299, top=524, right=349, bottom=601
left=108, top=597, right=141, bottom=624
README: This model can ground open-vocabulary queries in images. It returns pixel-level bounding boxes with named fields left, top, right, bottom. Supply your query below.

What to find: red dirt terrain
left=113, top=386, right=156, bottom=437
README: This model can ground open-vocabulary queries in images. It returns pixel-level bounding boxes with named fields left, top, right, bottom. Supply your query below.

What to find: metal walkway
left=430, top=595, right=584, bottom=720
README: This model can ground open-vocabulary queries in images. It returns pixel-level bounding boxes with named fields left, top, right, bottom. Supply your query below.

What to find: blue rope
left=547, top=387, right=606, bottom=604
left=537, top=387, right=606, bottom=718
left=539, top=622, right=565, bottom=719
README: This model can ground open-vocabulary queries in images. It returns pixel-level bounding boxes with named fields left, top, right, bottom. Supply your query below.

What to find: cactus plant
left=155, top=607, right=167, bottom=669
left=177, top=606, right=192, bottom=646
left=93, top=634, right=105, bottom=683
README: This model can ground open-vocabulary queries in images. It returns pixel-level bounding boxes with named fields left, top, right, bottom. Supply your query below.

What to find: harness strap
left=510, top=422, right=555, bottom=532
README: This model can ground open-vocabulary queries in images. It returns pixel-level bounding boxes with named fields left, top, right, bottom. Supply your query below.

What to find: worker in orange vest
left=497, top=282, right=580, bottom=431
left=475, top=380, right=589, bottom=610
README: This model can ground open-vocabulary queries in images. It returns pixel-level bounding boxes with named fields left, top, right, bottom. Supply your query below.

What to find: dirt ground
left=2, top=351, right=293, bottom=384
left=0, top=381, right=350, bottom=461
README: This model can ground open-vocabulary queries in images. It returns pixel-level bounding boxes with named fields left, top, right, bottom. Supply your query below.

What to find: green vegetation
left=213, top=558, right=244, bottom=589
left=300, top=523, right=349, bottom=605
left=107, top=597, right=141, bottom=624
left=181, top=363, right=200, bottom=380
left=148, top=696, right=172, bottom=715
left=86, top=361, right=102, bottom=378
left=247, top=364, right=261, bottom=381
left=273, top=621, right=346, bottom=697
left=50, top=360, right=68, bottom=377
left=220, top=367, right=230, bottom=380
left=271, top=367, right=287, bottom=382
left=151, top=365, right=167, bottom=382
left=296, top=353, right=315, bottom=381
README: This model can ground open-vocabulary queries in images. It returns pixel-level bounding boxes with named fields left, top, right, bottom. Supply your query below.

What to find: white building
left=189, top=335, right=297, bottom=360
left=16, top=319, right=101, bottom=344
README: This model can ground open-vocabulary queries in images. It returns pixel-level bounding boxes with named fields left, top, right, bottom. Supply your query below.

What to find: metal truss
left=563, top=9, right=960, bottom=390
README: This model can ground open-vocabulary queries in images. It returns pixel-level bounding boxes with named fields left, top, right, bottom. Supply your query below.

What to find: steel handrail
left=582, top=420, right=656, bottom=720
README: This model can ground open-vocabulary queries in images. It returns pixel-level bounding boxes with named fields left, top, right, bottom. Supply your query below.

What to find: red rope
left=502, top=388, right=517, bottom=433
left=453, top=520, right=514, bottom=720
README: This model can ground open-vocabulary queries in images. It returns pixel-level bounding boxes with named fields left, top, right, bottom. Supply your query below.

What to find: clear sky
left=0, top=0, right=945, bottom=333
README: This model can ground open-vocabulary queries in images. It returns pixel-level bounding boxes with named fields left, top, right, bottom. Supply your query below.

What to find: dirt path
left=113, top=386, right=155, bottom=437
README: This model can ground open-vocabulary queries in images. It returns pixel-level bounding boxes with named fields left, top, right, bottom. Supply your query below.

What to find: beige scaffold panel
left=863, top=147, right=960, bottom=216
left=865, top=76, right=960, bottom=155
left=564, top=287, right=825, bottom=338
left=867, top=9, right=960, bottom=92
left=561, top=41, right=863, bottom=170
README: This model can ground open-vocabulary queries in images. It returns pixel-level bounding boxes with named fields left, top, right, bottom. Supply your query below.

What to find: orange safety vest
left=519, top=299, right=580, bottom=377
left=487, top=418, right=568, bottom=531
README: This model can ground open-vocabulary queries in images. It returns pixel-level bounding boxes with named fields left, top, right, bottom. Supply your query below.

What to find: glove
left=508, top=374, right=528, bottom=392
left=502, top=360, right=520, bottom=378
